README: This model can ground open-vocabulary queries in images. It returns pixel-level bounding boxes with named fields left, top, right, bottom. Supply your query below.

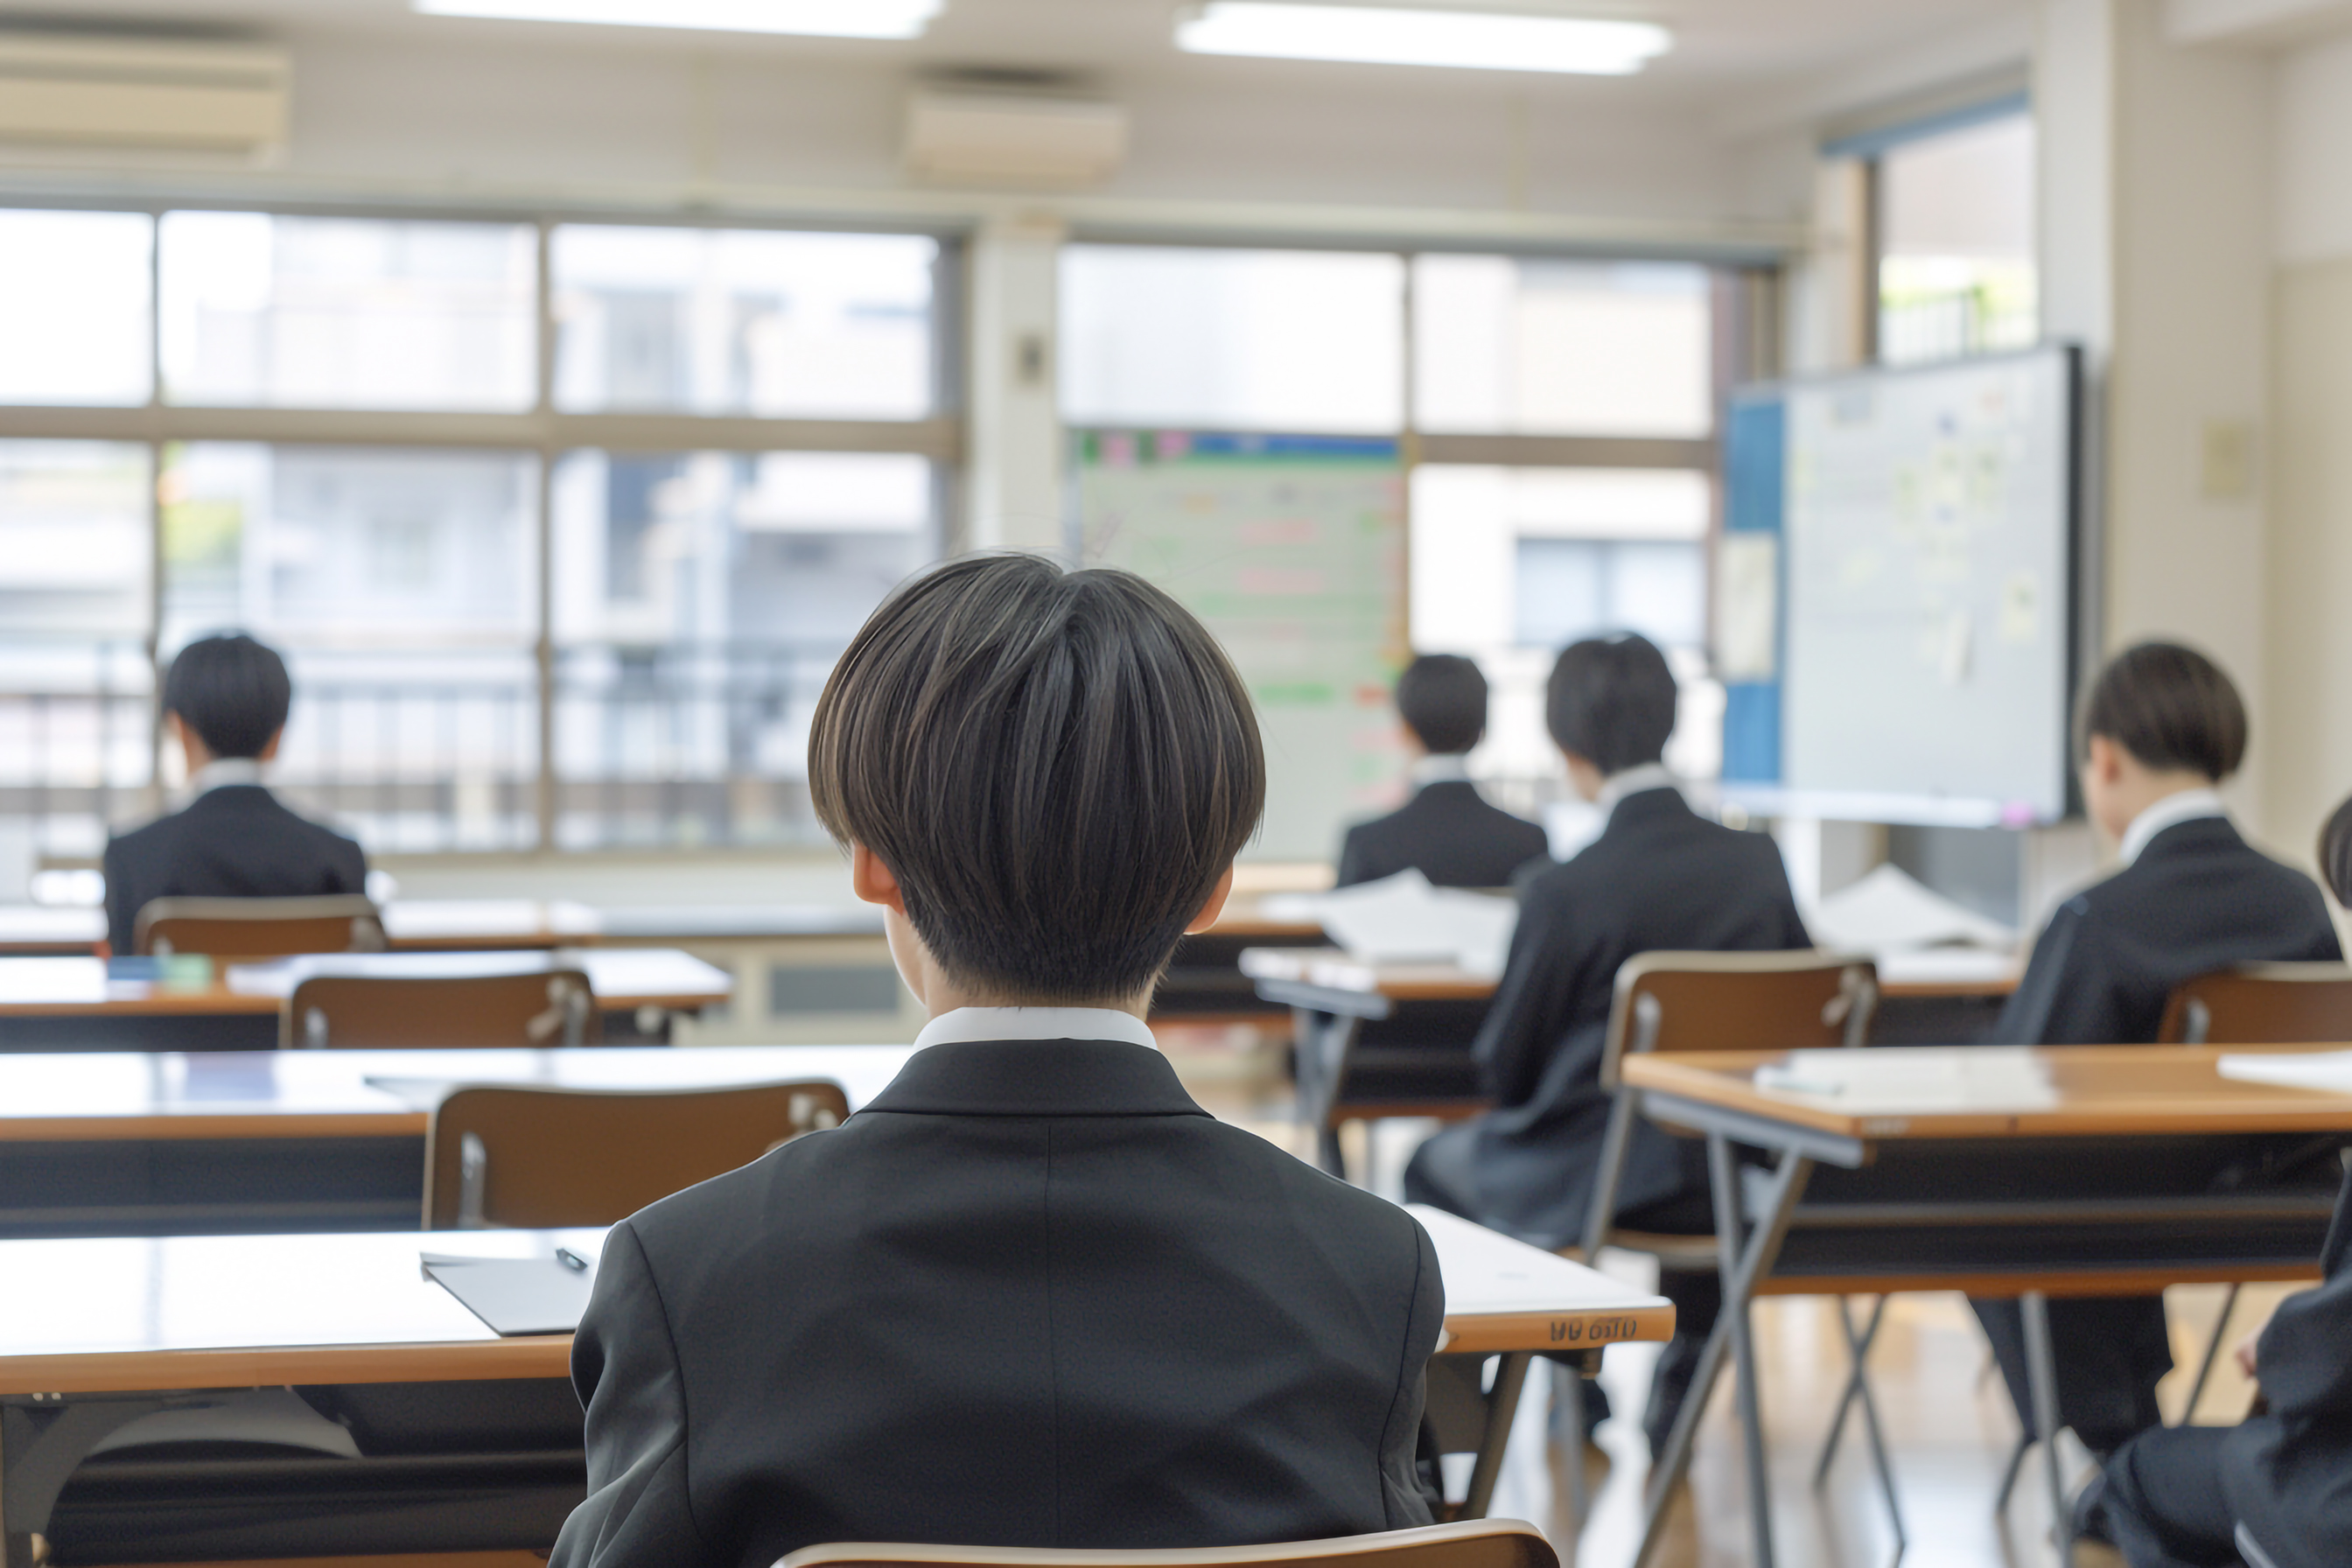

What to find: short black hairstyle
left=1396, top=654, right=1488, bottom=755
left=2320, top=795, right=2352, bottom=908
left=1545, top=633, right=1676, bottom=775
left=2079, top=641, right=2247, bottom=782
left=164, top=634, right=292, bottom=760
left=808, top=553, right=1266, bottom=1004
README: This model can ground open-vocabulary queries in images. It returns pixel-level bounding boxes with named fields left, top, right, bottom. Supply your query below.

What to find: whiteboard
left=1781, top=348, right=2076, bottom=827
left=1074, top=432, right=1408, bottom=860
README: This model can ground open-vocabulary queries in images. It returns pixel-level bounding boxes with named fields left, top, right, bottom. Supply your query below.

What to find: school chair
left=2154, top=961, right=2352, bottom=1424
left=426, top=1080, right=852, bottom=1228
left=1569, top=949, right=1893, bottom=1542
left=774, top=1518, right=1558, bottom=1568
left=284, top=968, right=600, bottom=1049
left=136, top=893, right=386, bottom=958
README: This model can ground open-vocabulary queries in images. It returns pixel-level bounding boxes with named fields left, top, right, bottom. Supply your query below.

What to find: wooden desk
left=0, top=900, right=888, bottom=956
left=0, top=1206, right=1666, bottom=1562
left=0, top=908, right=103, bottom=957
left=0, top=1044, right=917, bottom=1237
left=1613, top=1045, right=2352, bottom=1568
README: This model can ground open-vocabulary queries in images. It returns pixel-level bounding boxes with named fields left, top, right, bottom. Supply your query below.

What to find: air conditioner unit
left=0, top=35, right=290, bottom=154
left=905, top=90, right=1128, bottom=188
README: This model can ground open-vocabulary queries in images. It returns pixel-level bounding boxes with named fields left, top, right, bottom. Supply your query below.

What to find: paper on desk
left=1755, top=1046, right=2057, bottom=1114
left=1808, top=864, right=2016, bottom=956
left=422, top=1254, right=596, bottom=1336
left=2217, top=1051, right=2352, bottom=1096
left=1261, top=870, right=1516, bottom=978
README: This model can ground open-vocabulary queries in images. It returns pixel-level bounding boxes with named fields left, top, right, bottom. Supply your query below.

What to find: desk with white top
left=0, top=1044, right=916, bottom=1238
left=0, top=1205, right=1668, bottom=1564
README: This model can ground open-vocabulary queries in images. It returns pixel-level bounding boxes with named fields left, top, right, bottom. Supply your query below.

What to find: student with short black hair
left=1337, top=654, right=1548, bottom=888
left=552, top=556, right=1443, bottom=1568
left=1972, top=641, right=2342, bottom=1462
left=1404, top=632, right=1810, bottom=1456
left=102, top=634, right=367, bottom=956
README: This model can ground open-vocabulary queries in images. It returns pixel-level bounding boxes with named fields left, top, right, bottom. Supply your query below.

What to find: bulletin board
left=1074, top=431, right=1409, bottom=861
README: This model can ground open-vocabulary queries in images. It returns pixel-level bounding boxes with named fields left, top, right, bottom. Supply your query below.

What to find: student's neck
left=927, top=995, right=1149, bottom=1022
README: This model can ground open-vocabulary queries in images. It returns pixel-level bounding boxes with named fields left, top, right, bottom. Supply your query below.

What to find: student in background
left=2082, top=798, right=2352, bottom=1567
left=1974, top=642, right=2342, bottom=1463
left=1404, top=632, right=1810, bottom=1456
left=103, top=634, right=367, bottom=956
left=554, top=556, right=1442, bottom=1568
left=1337, top=654, right=1548, bottom=888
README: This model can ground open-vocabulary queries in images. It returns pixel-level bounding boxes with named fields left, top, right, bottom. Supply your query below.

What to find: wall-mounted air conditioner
left=0, top=35, right=290, bottom=155
left=905, top=90, right=1128, bottom=188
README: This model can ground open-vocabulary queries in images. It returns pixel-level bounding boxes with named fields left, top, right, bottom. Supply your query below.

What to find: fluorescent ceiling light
left=414, top=0, right=941, bottom=38
left=1176, top=3, right=1670, bottom=74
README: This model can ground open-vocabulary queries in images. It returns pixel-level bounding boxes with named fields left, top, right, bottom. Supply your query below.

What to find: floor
left=1179, top=1054, right=2292, bottom=1568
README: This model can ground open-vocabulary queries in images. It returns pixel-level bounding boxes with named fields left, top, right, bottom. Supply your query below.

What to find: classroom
left=6, top=2, right=2352, bottom=1567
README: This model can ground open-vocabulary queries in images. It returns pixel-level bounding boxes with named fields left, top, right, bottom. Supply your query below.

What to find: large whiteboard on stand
left=1074, top=431, right=1408, bottom=861
left=1782, top=347, right=2076, bottom=826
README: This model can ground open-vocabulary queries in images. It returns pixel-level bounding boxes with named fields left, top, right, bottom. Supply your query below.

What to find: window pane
left=552, top=227, right=938, bottom=417
left=0, top=211, right=153, bottom=405
left=1060, top=246, right=1404, bottom=433
left=0, top=443, right=158, bottom=869
left=159, top=213, right=537, bottom=410
left=551, top=449, right=934, bottom=848
left=1879, top=115, right=2038, bottom=364
left=158, top=444, right=541, bottom=853
left=1414, top=256, right=1712, bottom=437
left=1515, top=539, right=1704, bottom=650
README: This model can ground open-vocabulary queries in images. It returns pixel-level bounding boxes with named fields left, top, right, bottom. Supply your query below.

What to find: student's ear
left=1185, top=864, right=1237, bottom=935
left=849, top=844, right=908, bottom=914
left=2083, top=733, right=2124, bottom=787
left=256, top=726, right=285, bottom=764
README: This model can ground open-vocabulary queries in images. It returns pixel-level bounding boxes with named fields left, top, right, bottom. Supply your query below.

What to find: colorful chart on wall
left=1074, top=431, right=1409, bottom=862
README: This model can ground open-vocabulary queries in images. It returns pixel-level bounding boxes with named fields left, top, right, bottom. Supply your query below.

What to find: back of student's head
left=2320, top=797, right=2352, bottom=907
left=2079, top=641, right=2247, bottom=782
left=808, top=554, right=1265, bottom=1004
left=1396, top=654, right=1488, bottom=755
left=1545, top=633, right=1676, bottom=775
left=164, top=634, right=292, bottom=760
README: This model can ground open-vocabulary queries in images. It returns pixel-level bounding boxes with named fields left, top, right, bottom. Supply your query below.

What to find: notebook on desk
left=423, top=1252, right=597, bottom=1336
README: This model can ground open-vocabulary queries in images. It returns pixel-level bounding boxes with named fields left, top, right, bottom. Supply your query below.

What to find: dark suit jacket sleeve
left=1380, top=1218, right=1446, bottom=1529
left=1472, top=886, right=1587, bottom=1106
left=1993, top=897, right=2099, bottom=1045
left=1336, top=824, right=1372, bottom=889
left=549, top=1223, right=709, bottom=1568
left=102, top=837, right=138, bottom=956
left=2254, top=1163, right=2352, bottom=1423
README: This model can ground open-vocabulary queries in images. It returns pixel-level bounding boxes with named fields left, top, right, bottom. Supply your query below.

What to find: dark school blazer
left=102, top=784, right=369, bottom=955
left=1996, top=815, right=2343, bottom=1048
left=550, top=1039, right=1444, bottom=1568
left=1336, top=780, right=1550, bottom=891
left=1462, top=787, right=1812, bottom=1248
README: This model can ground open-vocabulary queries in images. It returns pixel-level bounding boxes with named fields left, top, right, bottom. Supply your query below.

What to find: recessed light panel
left=1176, top=3, right=1670, bottom=75
left=414, top=0, right=942, bottom=38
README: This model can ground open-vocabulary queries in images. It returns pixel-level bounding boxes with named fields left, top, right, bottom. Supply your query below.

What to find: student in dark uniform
left=2090, top=800, right=2352, bottom=1568
left=1404, top=632, right=1810, bottom=1454
left=1973, top=642, right=2343, bottom=1460
left=102, top=634, right=368, bottom=956
left=552, top=556, right=1442, bottom=1568
left=1337, top=654, right=1548, bottom=889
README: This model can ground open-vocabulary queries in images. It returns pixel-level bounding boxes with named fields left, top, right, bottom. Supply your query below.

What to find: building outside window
left=1876, top=111, right=2038, bottom=365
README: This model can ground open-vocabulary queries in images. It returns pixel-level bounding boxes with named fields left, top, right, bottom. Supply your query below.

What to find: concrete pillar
left=964, top=215, right=1068, bottom=555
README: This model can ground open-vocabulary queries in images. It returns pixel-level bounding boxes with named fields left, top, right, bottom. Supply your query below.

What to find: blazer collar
left=1600, top=783, right=1696, bottom=833
left=2131, top=812, right=2244, bottom=865
left=860, top=1039, right=1213, bottom=1119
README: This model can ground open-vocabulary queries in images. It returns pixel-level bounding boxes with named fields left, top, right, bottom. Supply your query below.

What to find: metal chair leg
left=2021, top=1291, right=2072, bottom=1564
left=1994, top=1429, right=2033, bottom=1515
left=1810, top=1296, right=1908, bottom=1557
left=2177, top=1283, right=2241, bottom=1425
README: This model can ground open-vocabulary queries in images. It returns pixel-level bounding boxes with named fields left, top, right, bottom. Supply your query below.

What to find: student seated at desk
left=1973, top=642, right=2342, bottom=1462
left=1337, top=654, right=1548, bottom=888
left=552, top=556, right=1442, bottom=1568
left=103, top=634, right=368, bottom=956
left=1403, top=632, right=1810, bottom=1457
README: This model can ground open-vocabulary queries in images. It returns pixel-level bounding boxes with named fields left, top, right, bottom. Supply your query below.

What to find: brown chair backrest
left=425, top=1080, right=852, bottom=1228
left=1600, top=948, right=1880, bottom=1089
left=2159, top=962, right=2352, bottom=1045
left=774, top=1521, right=1558, bottom=1568
left=284, top=970, right=600, bottom=1050
left=137, top=894, right=386, bottom=959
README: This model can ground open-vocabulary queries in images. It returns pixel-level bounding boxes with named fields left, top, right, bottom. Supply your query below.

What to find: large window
left=1062, top=244, right=1735, bottom=813
left=0, top=206, right=955, bottom=867
left=1876, top=113, right=2037, bottom=364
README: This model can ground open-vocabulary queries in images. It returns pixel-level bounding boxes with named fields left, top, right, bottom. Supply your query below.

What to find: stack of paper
left=2216, top=1051, right=2352, bottom=1096
left=1809, top=864, right=2017, bottom=956
left=1755, top=1046, right=2057, bottom=1114
left=1260, top=870, right=1518, bottom=979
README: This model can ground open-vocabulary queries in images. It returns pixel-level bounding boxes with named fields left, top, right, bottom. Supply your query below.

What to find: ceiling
left=19, top=0, right=2034, bottom=117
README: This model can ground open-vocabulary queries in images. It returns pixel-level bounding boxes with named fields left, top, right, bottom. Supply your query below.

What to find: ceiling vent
left=0, top=35, right=290, bottom=155
left=905, top=90, right=1128, bottom=188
